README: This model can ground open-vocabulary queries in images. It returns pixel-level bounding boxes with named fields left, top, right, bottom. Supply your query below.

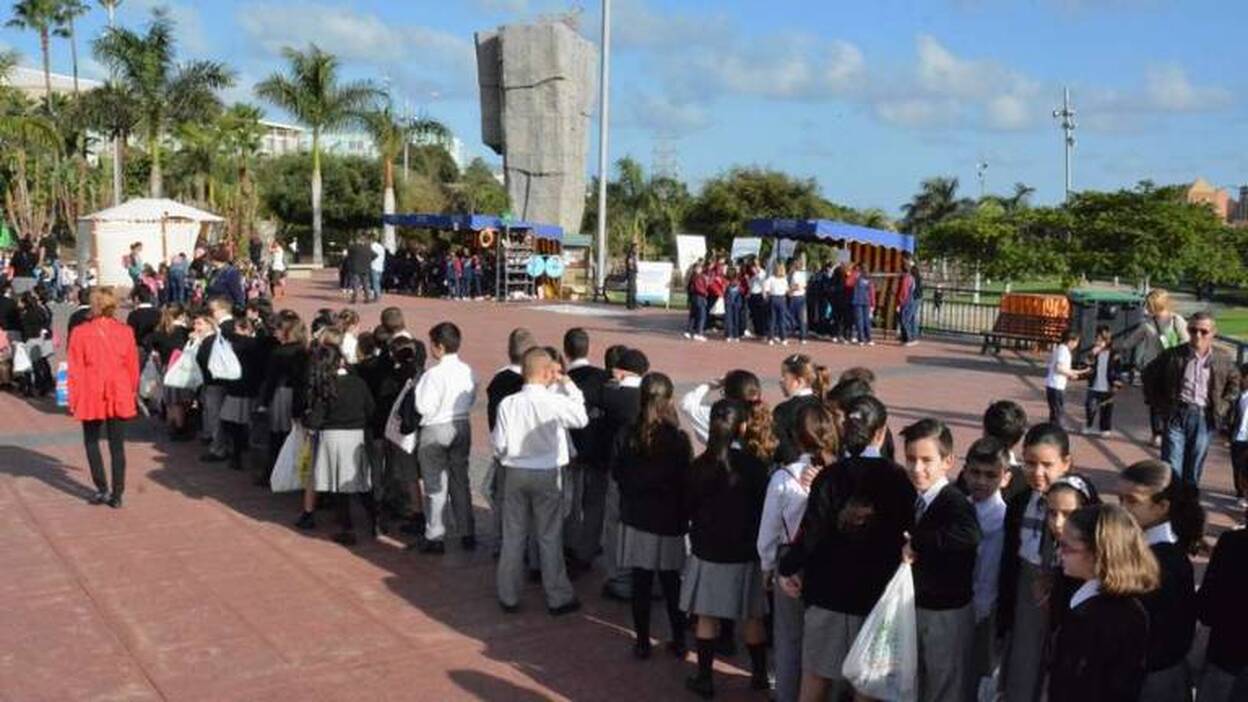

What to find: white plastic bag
left=270, top=422, right=308, bottom=492
left=163, top=342, right=203, bottom=390
left=139, top=355, right=162, bottom=400
left=207, top=334, right=241, bottom=381
left=842, top=563, right=918, bottom=702
left=12, top=342, right=31, bottom=374
left=383, top=379, right=418, bottom=454
left=710, top=296, right=726, bottom=316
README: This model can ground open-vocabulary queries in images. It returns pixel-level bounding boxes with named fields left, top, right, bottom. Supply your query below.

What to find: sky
left=1, top=0, right=1245, bottom=216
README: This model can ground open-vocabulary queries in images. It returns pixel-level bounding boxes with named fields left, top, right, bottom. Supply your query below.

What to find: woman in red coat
left=68, top=287, right=140, bottom=508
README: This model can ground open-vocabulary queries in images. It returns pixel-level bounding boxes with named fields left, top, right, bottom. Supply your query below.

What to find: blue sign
left=526, top=256, right=545, bottom=277
left=544, top=256, right=565, bottom=278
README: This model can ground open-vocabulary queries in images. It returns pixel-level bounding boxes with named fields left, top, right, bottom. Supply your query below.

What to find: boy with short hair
left=901, top=418, right=981, bottom=702
left=1083, top=323, right=1121, bottom=437
left=960, top=436, right=1012, bottom=701
left=982, top=400, right=1028, bottom=502
left=1044, top=330, right=1084, bottom=427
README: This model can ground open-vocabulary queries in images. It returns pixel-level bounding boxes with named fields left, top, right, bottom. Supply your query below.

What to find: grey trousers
left=1001, top=561, right=1049, bottom=702
left=573, top=464, right=609, bottom=563
left=201, top=385, right=228, bottom=455
left=917, top=604, right=974, bottom=702
left=417, top=420, right=473, bottom=541
left=488, top=459, right=539, bottom=563
left=773, top=583, right=804, bottom=702
left=601, top=478, right=630, bottom=594
left=496, top=467, right=575, bottom=609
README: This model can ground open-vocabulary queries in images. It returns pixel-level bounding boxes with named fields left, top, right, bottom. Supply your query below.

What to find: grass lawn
left=1214, top=307, right=1248, bottom=341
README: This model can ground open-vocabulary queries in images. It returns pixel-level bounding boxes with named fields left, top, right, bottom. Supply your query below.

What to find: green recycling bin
left=1067, top=289, right=1145, bottom=356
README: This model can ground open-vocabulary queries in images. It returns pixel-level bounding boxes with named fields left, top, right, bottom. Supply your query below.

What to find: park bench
left=981, top=312, right=1068, bottom=354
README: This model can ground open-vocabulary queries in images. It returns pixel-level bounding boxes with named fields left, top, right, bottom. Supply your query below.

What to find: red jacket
left=896, top=273, right=915, bottom=309
left=688, top=273, right=709, bottom=297
left=68, top=317, right=140, bottom=421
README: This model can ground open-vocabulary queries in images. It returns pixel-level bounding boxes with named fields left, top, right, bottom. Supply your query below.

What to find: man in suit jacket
left=125, top=285, right=161, bottom=354
left=561, top=328, right=611, bottom=571
left=1143, top=310, right=1240, bottom=485
left=597, top=347, right=649, bottom=600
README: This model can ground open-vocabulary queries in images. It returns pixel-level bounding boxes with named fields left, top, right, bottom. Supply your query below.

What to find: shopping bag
left=710, top=297, right=726, bottom=316
left=842, top=563, right=918, bottom=702
left=296, top=431, right=316, bottom=487
left=270, top=422, right=308, bottom=492
left=163, top=342, right=203, bottom=390
left=384, top=380, right=418, bottom=454
left=12, top=342, right=31, bottom=374
left=207, top=335, right=241, bottom=381
left=138, top=355, right=162, bottom=400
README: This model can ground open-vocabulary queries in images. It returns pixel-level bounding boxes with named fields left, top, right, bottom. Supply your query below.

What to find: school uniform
left=998, top=488, right=1052, bottom=702
left=413, top=352, right=476, bottom=544
left=219, top=334, right=265, bottom=470
left=259, top=342, right=309, bottom=436
left=764, top=275, right=789, bottom=341
left=125, top=304, right=160, bottom=353
left=564, top=359, right=611, bottom=563
left=969, top=489, right=1006, bottom=699
left=492, top=381, right=588, bottom=610
left=1047, top=581, right=1149, bottom=702
left=1228, top=390, right=1248, bottom=499
left=771, top=390, right=820, bottom=466
left=304, top=369, right=375, bottom=493
left=748, top=268, right=767, bottom=336
left=599, top=375, right=643, bottom=597
left=787, top=269, right=808, bottom=341
left=777, top=453, right=916, bottom=685
left=912, top=479, right=980, bottom=702
left=196, top=317, right=236, bottom=456
left=484, top=365, right=525, bottom=543
left=851, top=272, right=875, bottom=343
left=148, top=325, right=192, bottom=408
left=1084, top=345, right=1120, bottom=432
left=1045, top=344, right=1073, bottom=425
left=1135, top=522, right=1196, bottom=702
left=1196, top=528, right=1248, bottom=702
left=757, top=456, right=814, bottom=702
left=680, top=447, right=769, bottom=620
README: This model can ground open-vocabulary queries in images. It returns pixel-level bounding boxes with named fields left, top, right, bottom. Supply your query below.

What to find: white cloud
left=472, top=0, right=531, bottom=11
left=628, top=92, right=712, bottom=135
left=682, top=39, right=865, bottom=100
left=125, top=0, right=211, bottom=55
left=1144, top=64, right=1231, bottom=112
left=874, top=97, right=960, bottom=129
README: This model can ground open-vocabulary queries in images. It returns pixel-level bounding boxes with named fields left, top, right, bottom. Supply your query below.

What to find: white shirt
left=1019, top=491, right=1046, bottom=566
left=860, top=445, right=882, bottom=459
left=749, top=271, right=765, bottom=295
left=764, top=276, right=788, bottom=297
left=757, top=456, right=812, bottom=572
left=370, top=241, right=386, bottom=272
left=567, top=358, right=591, bottom=370
left=789, top=270, right=808, bottom=296
left=1234, top=391, right=1248, bottom=442
left=680, top=383, right=713, bottom=445
left=414, top=353, right=477, bottom=426
left=492, top=382, right=588, bottom=469
left=1143, top=521, right=1176, bottom=546
left=1091, top=348, right=1110, bottom=393
left=619, top=375, right=642, bottom=389
left=271, top=248, right=286, bottom=272
left=972, top=490, right=1007, bottom=621
left=916, top=476, right=949, bottom=517
left=340, top=332, right=358, bottom=364
left=1070, top=578, right=1102, bottom=609
left=1046, top=345, right=1072, bottom=391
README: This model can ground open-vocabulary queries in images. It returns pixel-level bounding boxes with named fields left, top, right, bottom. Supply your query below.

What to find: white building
left=2, top=65, right=102, bottom=100
left=296, top=130, right=465, bottom=168
left=259, top=119, right=304, bottom=157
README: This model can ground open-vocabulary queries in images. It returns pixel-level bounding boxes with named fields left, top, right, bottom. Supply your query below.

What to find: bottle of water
left=55, top=362, right=69, bottom=408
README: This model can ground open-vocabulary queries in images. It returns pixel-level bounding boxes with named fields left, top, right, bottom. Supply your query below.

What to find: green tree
left=92, top=8, right=234, bottom=197
left=447, top=157, right=507, bottom=215
left=361, top=98, right=450, bottom=250
left=900, top=176, right=974, bottom=236
left=255, top=43, right=379, bottom=266
left=256, top=152, right=381, bottom=251
left=78, top=79, right=138, bottom=204
left=7, top=0, right=60, bottom=107
left=52, top=0, right=87, bottom=96
left=217, top=103, right=265, bottom=244
left=684, top=166, right=832, bottom=251
left=408, top=143, right=458, bottom=184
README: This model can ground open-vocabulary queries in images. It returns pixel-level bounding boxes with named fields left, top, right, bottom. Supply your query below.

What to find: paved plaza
left=0, top=274, right=1239, bottom=701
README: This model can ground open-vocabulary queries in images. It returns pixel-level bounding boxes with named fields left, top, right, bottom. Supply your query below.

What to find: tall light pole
left=1053, top=87, right=1076, bottom=202
left=594, top=0, right=612, bottom=298
left=976, top=160, right=988, bottom=199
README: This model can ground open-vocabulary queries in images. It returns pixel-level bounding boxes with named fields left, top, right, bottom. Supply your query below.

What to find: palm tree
left=900, top=176, right=973, bottom=235
left=362, top=98, right=449, bottom=251
left=96, top=0, right=117, bottom=27
left=1006, top=182, right=1035, bottom=212
left=53, top=0, right=87, bottom=95
left=173, top=120, right=220, bottom=206
left=7, top=0, right=61, bottom=107
left=255, top=44, right=378, bottom=266
left=92, top=8, right=234, bottom=198
left=79, top=80, right=137, bottom=205
left=217, top=103, right=264, bottom=244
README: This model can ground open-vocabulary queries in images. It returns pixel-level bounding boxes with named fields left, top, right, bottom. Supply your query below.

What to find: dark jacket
left=259, top=342, right=309, bottom=409
left=1143, top=343, right=1239, bottom=428
left=1197, top=527, right=1248, bottom=674
left=195, top=319, right=238, bottom=386
left=1140, top=541, right=1196, bottom=672
left=304, top=371, right=374, bottom=431
left=1047, top=593, right=1149, bottom=702
left=67, top=305, right=91, bottom=336
left=206, top=265, right=245, bottom=308
left=600, top=383, right=642, bottom=466
left=0, top=296, right=21, bottom=331
left=567, top=363, right=610, bottom=465
left=347, top=243, right=375, bottom=275
left=772, top=393, right=822, bottom=466
left=912, top=483, right=981, bottom=610
left=486, top=367, right=524, bottom=432
left=612, top=423, right=692, bottom=537
left=19, top=302, right=51, bottom=342
left=685, top=448, right=768, bottom=563
left=126, top=305, right=161, bottom=352
left=224, top=334, right=264, bottom=399
left=148, top=326, right=189, bottom=368
left=779, top=455, right=916, bottom=614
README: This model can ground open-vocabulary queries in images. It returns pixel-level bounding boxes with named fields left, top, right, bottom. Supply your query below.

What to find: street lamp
left=1053, top=87, right=1076, bottom=202
left=594, top=0, right=611, bottom=300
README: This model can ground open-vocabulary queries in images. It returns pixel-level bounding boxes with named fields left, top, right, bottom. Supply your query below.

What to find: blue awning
left=382, top=213, right=563, bottom=241
left=746, top=218, right=914, bottom=253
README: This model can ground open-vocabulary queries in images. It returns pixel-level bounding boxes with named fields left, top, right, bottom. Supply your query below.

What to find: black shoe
left=199, top=452, right=228, bottom=463
left=398, top=515, right=427, bottom=536
left=548, top=600, right=582, bottom=617
left=499, top=601, right=520, bottom=614
left=667, top=640, right=687, bottom=659
left=601, top=584, right=631, bottom=602
left=714, top=638, right=737, bottom=657
left=750, top=673, right=771, bottom=691
left=331, top=531, right=357, bottom=546
left=565, top=558, right=591, bottom=581
left=106, top=494, right=123, bottom=509
left=87, top=490, right=110, bottom=505
left=294, top=511, right=316, bottom=530
left=684, top=674, right=714, bottom=699
left=410, top=538, right=445, bottom=555
left=632, top=640, right=652, bottom=660
left=461, top=535, right=477, bottom=551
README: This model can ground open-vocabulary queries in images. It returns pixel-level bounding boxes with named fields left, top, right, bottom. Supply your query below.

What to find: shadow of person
left=447, top=669, right=554, bottom=702
left=0, top=445, right=97, bottom=500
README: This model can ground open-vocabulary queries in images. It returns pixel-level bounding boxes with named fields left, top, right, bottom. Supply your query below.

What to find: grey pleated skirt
left=617, top=524, right=687, bottom=572
left=679, top=554, right=767, bottom=620
left=269, top=387, right=294, bottom=433
left=219, top=396, right=253, bottom=424
left=313, top=428, right=371, bottom=493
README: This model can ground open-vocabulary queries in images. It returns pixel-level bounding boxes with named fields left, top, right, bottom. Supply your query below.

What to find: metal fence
left=918, top=288, right=1001, bottom=337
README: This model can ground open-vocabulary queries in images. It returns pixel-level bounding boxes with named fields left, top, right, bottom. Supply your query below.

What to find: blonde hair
left=1070, top=504, right=1160, bottom=596
left=89, top=287, right=118, bottom=319
left=773, top=262, right=787, bottom=277
left=1144, top=289, right=1173, bottom=316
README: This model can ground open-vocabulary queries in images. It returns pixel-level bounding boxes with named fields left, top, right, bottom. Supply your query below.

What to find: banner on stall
left=635, top=261, right=674, bottom=306
left=675, top=234, right=706, bottom=278
left=768, top=238, right=798, bottom=267
left=730, top=237, right=762, bottom=262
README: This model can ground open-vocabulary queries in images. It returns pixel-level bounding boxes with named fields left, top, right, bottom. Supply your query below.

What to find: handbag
left=207, top=334, right=242, bottom=381
left=163, top=341, right=203, bottom=390
left=12, top=342, right=31, bottom=374
left=138, top=354, right=162, bottom=400
left=842, top=563, right=919, bottom=702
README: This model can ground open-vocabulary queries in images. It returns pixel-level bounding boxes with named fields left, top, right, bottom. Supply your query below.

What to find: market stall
left=77, top=199, right=224, bottom=287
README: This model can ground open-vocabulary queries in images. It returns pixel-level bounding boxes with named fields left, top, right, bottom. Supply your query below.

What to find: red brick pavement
left=0, top=273, right=1239, bottom=700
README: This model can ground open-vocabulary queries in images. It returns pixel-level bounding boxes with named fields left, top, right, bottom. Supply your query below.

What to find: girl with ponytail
left=772, top=354, right=832, bottom=465
left=1119, top=459, right=1203, bottom=701
left=679, top=370, right=777, bottom=463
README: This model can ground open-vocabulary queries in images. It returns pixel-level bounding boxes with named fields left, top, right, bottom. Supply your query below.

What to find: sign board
left=768, top=238, right=798, bottom=268
left=635, top=260, right=674, bottom=305
left=730, top=237, right=762, bottom=262
left=675, top=234, right=706, bottom=278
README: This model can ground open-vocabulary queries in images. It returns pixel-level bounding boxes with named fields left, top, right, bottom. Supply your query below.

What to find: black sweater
left=568, top=364, right=610, bottom=464
left=304, top=372, right=374, bottom=431
left=1197, top=528, right=1248, bottom=674
left=613, top=423, right=692, bottom=537
left=148, top=326, right=189, bottom=367
left=778, top=455, right=916, bottom=614
left=224, top=335, right=265, bottom=399
left=1141, top=540, right=1195, bottom=672
left=486, top=368, right=524, bottom=432
left=259, top=342, right=309, bottom=408
left=1047, top=594, right=1149, bottom=702
left=913, top=483, right=981, bottom=610
left=601, top=384, right=642, bottom=466
left=772, top=393, right=821, bottom=466
left=684, top=448, right=768, bottom=563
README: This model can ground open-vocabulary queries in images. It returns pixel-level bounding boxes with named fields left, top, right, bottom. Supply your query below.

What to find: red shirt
left=67, top=317, right=140, bottom=421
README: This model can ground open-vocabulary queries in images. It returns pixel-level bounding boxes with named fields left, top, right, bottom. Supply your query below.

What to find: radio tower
left=651, top=133, right=679, bottom=181
left=1053, top=87, right=1077, bottom=202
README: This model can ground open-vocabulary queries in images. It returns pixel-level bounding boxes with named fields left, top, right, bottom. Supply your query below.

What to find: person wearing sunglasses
left=1141, top=310, right=1240, bottom=485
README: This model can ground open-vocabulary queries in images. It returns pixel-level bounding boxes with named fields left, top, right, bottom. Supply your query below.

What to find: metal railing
left=918, top=296, right=1000, bottom=337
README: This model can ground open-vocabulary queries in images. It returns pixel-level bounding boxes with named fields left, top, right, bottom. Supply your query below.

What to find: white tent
left=76, top=198, right=224, bottom=287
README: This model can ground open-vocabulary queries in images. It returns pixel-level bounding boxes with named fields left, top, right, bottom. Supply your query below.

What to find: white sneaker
left=800, top=340, right=808, bottom=345
left=1100, top=430, right=1112, bottom=438
left=781, top=340, right=790, bottom=346
left=867, top=341, right=875, bottom=346
left=743, top=330, right=754, bottom=339
left=683, top=332, right=692, bottom=339
left=832, top=337, right=843, bottom=344
left=768, top=339, right=776, bottom=346
left=694, top=335, right=707, bottom=342
left=904, top=341, right=919, bottom=347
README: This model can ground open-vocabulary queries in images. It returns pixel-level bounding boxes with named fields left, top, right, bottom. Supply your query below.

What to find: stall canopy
left=77, top=198, right=224, bottom=287
left=383, top=213, right=563, bottom=241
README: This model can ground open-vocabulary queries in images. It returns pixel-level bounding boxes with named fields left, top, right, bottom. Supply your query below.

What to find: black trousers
left=1231, top=441, right=1248, bottom=499
left=1084, top=390, right=1114, bottom=431
left=1046, top=387, right=1065, bottom=425
left=83, top=418, right=127, bottom=497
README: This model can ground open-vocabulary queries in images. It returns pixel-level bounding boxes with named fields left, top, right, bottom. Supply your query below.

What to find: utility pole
left=594, top=0, right=612, bottom=299
left=403, top=99, right=411, bottom=185
left=1053, top=87, right=1076, bottom=202
left=976, top=160, right=988, bottom=199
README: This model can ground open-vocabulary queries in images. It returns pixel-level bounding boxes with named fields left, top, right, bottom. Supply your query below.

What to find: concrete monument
left=475, top=19, right=596, bottom=235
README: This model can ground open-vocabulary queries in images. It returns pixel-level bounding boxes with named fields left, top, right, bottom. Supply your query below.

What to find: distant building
left=1186, top=177, right=1232, bottom=221
left=259, top=120, right=304, bottom=157
left=1, top=65, right=102, bottom=100
left=1232, top=185, right=1248, bottom=226
left=296, top=130, right=465, bottom=168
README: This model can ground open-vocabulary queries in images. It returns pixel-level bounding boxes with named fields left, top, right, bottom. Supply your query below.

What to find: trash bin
left=1067, top=289, right=1145, bottom=356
